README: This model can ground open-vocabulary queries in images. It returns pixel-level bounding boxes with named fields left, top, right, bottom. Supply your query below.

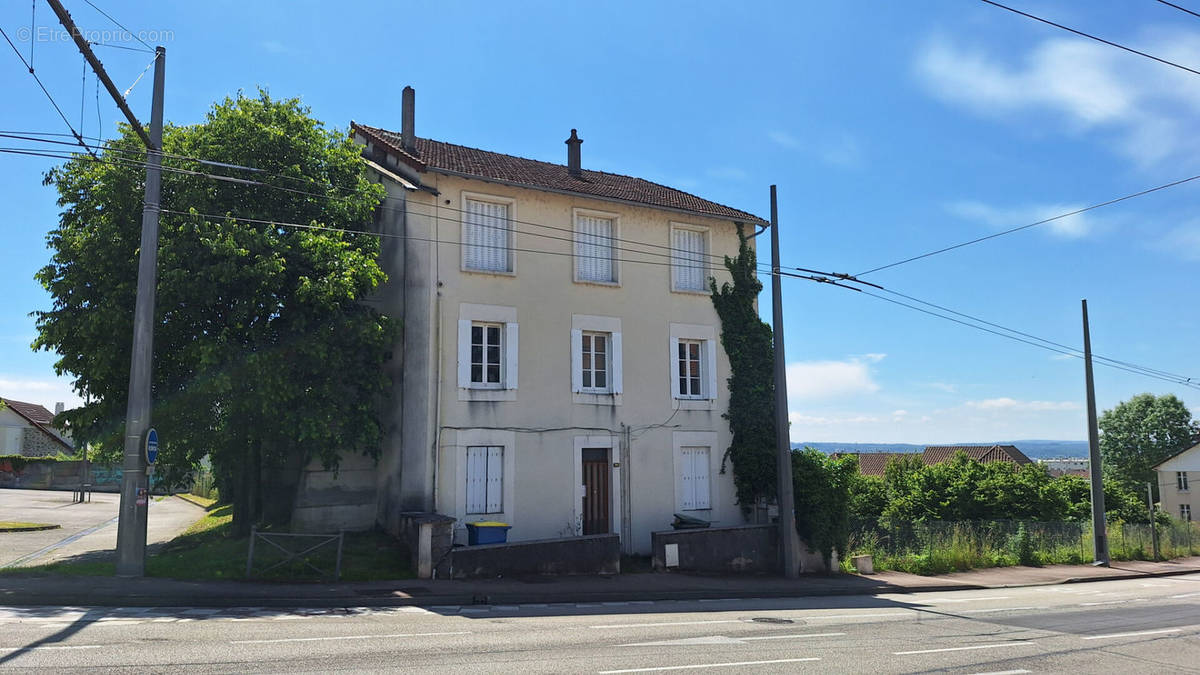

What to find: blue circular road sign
left=144, top=428, right=159, bottom=464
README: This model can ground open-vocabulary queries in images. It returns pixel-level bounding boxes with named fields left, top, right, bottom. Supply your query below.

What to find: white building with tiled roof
left=300, top=88, right=766, bottom=558
left=0, top=398, right=73, bottom=456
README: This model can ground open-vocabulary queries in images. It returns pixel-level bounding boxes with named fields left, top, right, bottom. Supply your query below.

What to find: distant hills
left=795, top=440, right=1090, bottom=460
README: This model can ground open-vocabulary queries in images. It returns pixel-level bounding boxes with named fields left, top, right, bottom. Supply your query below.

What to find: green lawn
left=4, top=502, right=413, bottom=581
left=0, top=522, right=60, bottom=532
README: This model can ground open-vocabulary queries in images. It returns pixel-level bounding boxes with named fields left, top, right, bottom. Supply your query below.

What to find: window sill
left=673, top=398, right=716, bottom=411
left=459, top=388, right=517, bottom=402
left=670, top=286, right=710, bottom=296
left=574, top=392, right=622, bottom=406
left=461, top=267, right=516, bottom=278
left=574, top=278, right=621, bottom=288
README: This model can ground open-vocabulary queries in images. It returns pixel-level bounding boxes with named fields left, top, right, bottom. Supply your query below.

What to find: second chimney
left=401, top=86, right=416, bottom=152
left=566, top=129, right=582, bottom=176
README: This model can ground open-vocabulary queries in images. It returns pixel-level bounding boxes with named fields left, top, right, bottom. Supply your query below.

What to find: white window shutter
left=680, top=448, right=695, bottom=510
left=505, top=323, right=519, bottom=389
left=466, top=447, right=487, bottom=513
left=705, top=338, right=718, bottom=400
left=695, top=448, right=711, bottom=509
left=611, top=331, right=623, bottom=394
left=486, top=446, right=504, bottom=513
left=669, top=336, right=680, bottom=399
left=457, top=320, right=472, bottom=388
left=570, top=329, right=583, bottom=393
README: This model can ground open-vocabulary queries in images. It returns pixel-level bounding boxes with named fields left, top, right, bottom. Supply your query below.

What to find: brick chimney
left=401, top=86, right=416, bottom=152
left=566, top=129, right=582, bottom=176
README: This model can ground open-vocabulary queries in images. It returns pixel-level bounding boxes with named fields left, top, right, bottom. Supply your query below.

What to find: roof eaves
left=424, top=166, right=765, bottom=226
left=1, top=399, right=72, bottom=451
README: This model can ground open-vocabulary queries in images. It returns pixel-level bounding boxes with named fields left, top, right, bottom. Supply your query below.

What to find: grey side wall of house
left=651, top=525, right=778, bottom=574
left=450, top=533, right=620, bottom=578
left=291, top=453, right=378, bottom=533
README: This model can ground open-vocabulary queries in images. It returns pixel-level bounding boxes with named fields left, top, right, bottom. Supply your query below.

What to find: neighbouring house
left=841, top=444, right=1033, bottom=477
left=292, top=87, right=766, bottom=559
left=0, top=398, right=73, bottom=457
left=1038, top=457, right=1090, bottom=478
left=1153, top=442, right=1200, bottom=522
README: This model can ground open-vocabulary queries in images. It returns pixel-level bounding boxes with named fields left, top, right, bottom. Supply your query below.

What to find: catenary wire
left=0, top=27, right=98, bottom=160
left=81, top=0, right=153, bottom=50
left=856, top=172, right=1200, bottom=276
left=980, top=0, right=1200, bottom=77
left=1155, top=0, right=1200, bottom=19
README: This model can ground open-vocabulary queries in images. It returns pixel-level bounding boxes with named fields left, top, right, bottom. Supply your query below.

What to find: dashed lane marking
left=598, top=657, right=821, bottom=673
left=895, top=642, right=1037, bottom=655
left=1081, top=628, right=1183, bottom=640
left=231, top=631, right=472, bottom=645
left=592, top=620, right=744, bottom=629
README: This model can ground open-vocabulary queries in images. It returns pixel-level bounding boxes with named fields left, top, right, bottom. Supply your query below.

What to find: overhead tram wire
left=979, top=0, right=1200, bottom=78
left=1154, top=0, right=1200, bottom=21
left=81, top=0, right=153, bottom=51
left=1, top=132, right=875, bottom=284
left=0, top=27, right=99, bottom=160
left=856, top=172, right=1200, bottom=276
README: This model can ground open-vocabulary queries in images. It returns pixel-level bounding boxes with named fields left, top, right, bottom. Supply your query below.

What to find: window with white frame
left=465, top=446, right=504, bottom=514
left=458, top=304, right=519, bottom=394
left=470, top=323, right=503, bottom=387
left=575, top=213, right=616, bottom=283
left=671, top=226, right=707, bottom=291
left=463, top=197, right=511, bottom=272
left=1181, top=503, right=1192, bottom=522
left=677, top=339, right=704, bottom=398
left=1178, top=471, right=1190, bottom=491
left=581, top=331, right=610, bottom=392
left=679, top=446, right=711, bottom=510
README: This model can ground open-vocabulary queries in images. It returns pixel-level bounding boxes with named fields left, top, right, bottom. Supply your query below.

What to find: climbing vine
left=710, top=223, right=777, bottom=509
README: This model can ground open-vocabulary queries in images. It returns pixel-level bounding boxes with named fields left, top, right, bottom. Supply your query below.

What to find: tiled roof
left=352, top=123, right=766, bottom=224
left=922, top=445, right=1032, bottom=466
left=836, top=452, right=920, bottom=477
left=1, top=397, right=72, bottom=450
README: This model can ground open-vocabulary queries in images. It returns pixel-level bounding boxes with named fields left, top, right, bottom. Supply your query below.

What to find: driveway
left=0, top=488, right=204, bottom=568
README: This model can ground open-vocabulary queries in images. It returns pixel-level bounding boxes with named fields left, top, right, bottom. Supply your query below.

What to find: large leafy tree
left=34, top=91, right=393, bottom=533
left=1099, top=393, right=1194, bottom=499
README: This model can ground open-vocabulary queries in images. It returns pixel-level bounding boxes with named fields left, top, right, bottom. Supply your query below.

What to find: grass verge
left=0, top=522, right=60, bottom=532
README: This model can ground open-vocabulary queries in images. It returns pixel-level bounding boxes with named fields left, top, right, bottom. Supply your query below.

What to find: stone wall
left=450, top=534, right=620, bottom=579
left=652, top=525, right=778, bottom=574
left=19, top=428, right=64, bottom=457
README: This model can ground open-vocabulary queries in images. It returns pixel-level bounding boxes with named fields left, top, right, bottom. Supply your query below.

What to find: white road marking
left=805, top=612, right=910, bottom=620
left=958, top=607, right=1042, bottom=614
left=970, top=670, right=1031, bottom=675
left=922, top=596, right=1011, bottom=604
left=231, top=631, right=471, bottom=645
left=895, top=642, right=1036, bottom=655
left=621, top=632, right=846, bottom=646
left=598, top=657, right=821, bottom=673
left=592, top=620, right=743, bottom=629
left=1170, top=592, right=1200, bottom=599
left=741, top=632, right=847, bottom=641
left=1081, top=628, right=1183, bottom=640
left=0, top=645, right=103, bottom=652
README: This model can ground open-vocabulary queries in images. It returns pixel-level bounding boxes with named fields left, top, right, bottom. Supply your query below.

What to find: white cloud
left=945, top=200, right=1097, bottom=239
left=1155, top=222, right=1200, bottom=261
left=965, top=397, right=1081, bottom=412
left=915, top=32, right=1200, bottom=166
left=789, top=411, right=882, bottom=427
left=786, top=354, right=884, bottom=402
left=768, top=130, right=865, bottom=169
left=925, top=381, right=958, bottom=393
left=0, top=376, right=83, bottom=411
left=706, top=166, right=749, bottom=181
left=767, top=130, right=801, bottom=149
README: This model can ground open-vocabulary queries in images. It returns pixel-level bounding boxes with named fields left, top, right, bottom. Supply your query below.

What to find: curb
left=0, top=524, right=61, bottom=533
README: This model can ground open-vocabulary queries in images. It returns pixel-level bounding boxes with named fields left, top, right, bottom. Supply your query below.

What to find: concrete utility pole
left=1147, top=482, right=1160, bottom=560
left=770, top=185, right=800, bottom=578
left=47, top=0, right=166, bottom=577
left=1082, top=299, right=1109, bottom=566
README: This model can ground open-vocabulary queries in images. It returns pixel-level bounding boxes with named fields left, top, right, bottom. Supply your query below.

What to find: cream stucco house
left=339, top=87, right=766, bottom=555
left=1155, top=443, right=1200, bottom=522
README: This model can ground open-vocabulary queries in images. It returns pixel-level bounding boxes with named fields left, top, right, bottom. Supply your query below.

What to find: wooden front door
left=582, top=448, right=610, bottom=535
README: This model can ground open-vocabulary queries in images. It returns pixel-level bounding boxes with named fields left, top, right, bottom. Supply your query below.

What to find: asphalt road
left=0, top=573, right=1197, bottom=673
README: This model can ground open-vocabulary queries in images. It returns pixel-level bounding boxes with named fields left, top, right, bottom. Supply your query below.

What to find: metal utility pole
left=1147, top=482, right=1160, bottom=560
left=1082, top=299, right=1109, bottom=566
left=770, top=185, right=800, bottom=578
left=47, top=0, right=165, bottom=577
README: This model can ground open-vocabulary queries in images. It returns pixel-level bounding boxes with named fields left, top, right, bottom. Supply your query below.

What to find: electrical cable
left=1155, top=0, right=1200, bottom=20
left=0, top=26, right=98, bottom=160
left=81, top=0, right=153, bottom=50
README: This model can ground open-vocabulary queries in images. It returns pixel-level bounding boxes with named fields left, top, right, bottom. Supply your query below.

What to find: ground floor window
left=679, top=446, right=711, bottom=510
left=466, top=446, right=504, bottom=514
left=1182, top=504, right=1192, bottom=522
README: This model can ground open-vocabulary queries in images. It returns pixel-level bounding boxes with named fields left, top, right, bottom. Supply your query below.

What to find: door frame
left=573, top=434, right=620, bottom=537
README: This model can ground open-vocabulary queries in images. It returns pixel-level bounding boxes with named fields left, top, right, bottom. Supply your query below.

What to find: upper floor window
left=1179, top=471, right=1190, bottom=491
left=463, top=196, right=512, bottom=273
left=677, top=339, right=705, bottom=398
left=671, top=225, right=708, bottom=292
left=669, top=324, right=717, bottom=402
left=581, top=332, right=610, bottom=392
left=575, top=212, right=617, bottom=283
left=571, top=316, right=623, bottom=402
left=470, top=323, right=503, bottom=388
left=457, top=304, right=519, bottom=397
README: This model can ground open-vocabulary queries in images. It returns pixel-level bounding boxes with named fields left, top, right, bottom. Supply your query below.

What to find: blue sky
left=1, top=1, right=1197, bottom=443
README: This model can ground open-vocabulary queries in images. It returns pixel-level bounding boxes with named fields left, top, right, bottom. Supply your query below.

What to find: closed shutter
left=457, top=320, right=472, bottom=388
left=611, top=331, right=623, bottom=394
left=672, top=228, right=705, bottom=290
left=576, top=215, right=614, bottom=282
left=693, top=447, right=711, bottom=509
left=464, top=199, right=510, bottom=272
left=486, top=446, right=504, bottom=513
left=505, top=323, right=519, bottom=389
left=571, top=329, right=583, bottom=393
left=705, top=338, right=718, bottom=400
left=466, top=446, right=488, bottom=513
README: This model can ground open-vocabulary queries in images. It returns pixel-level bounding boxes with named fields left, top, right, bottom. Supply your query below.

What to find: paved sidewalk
left=1, top=555, right=1197, bottom=608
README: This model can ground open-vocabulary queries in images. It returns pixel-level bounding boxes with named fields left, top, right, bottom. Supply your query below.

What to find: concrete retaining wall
left=450, top=533, right=620, bottom=579
left=0, top=459, right=138, bottom=492
left=291, top=453, right=379, bottom=533
left=652, top=525, right=778, bottom=574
